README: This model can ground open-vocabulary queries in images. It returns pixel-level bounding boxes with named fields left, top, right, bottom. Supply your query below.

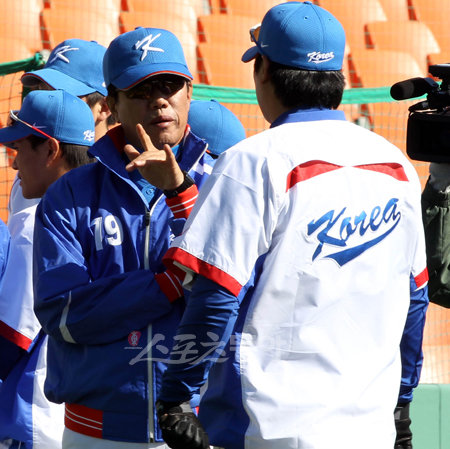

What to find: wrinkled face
left=10, top=137, right=51, bottom=199
left=108, top=75, right=192, bottom=150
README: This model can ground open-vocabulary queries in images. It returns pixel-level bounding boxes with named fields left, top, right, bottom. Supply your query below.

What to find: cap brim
left=21, top=68, right=107, bottom=96
left=241, top=46, right=259, bottom=62
left=0, top=121, right=35, bottom=145
left=111, top=63, right=193, bottom=90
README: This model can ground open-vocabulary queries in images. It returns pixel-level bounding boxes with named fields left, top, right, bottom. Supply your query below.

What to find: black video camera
left=390, top=64, right=450, bottom=162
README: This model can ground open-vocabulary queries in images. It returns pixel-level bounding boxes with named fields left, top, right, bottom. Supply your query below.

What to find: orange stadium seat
left=208, top=0, right=226, bottom=14
left=318, top=0, right=387, bottom=50
left=409, top=0, right=450, bottom=52
left=0, top=39, right=37, bottom=65
left=44, top=0, right=122, bottom=20
left=221, top=0, right=282, bottom=18
left=125, top=0, right=198, bottom=33
left=0, top=72, right=24, bottom=128
left=366, top=20, right=440, bottom=75
left=349, top=48, right=425, bottom=88
left=378, top=0, right=412, bottom=21
left=189, top=0, right=213, bottom=16
left=0, top=1, right=43, bottom=57
left=41, top=8, right=120, bottom=49
left=197, top=42, right=254, bottom=88
left=197, top=14, right=257, bottom=45
left=119, top=11, right=198, bottom=81
left=428, top=51, right=450, bottom=67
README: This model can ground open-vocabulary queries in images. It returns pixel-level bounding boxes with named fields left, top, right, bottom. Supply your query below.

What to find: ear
left=45, top=137, right=61, bottom=167
left=106, top=95, right=118, bottom=121
left=259, top=55, right=272, bottom=84
left=96, top=97, right=112, bottom=124
left=186, top=81, right=193, bottom=101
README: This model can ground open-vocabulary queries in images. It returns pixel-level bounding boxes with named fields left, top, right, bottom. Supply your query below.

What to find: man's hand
left=124, top=123, right=184, bottom=191
left=394, top=403, right=413, bottom=449
left=156, top=400, right=209, bottom=449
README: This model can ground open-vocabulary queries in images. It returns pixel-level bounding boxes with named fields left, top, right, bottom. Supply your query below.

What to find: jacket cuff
left=155, top=270, right=184, bottom=303
left=165, top=184, right=198, bottom=219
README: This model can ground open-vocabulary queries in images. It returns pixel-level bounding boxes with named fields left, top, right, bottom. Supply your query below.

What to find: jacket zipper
left=142, top=207, right=155, bottom=441
left=144, top=197, right=162, bottom=442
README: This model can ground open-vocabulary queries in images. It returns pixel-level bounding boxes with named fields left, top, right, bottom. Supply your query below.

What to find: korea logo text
left=307, top=197, right=401, bottom=266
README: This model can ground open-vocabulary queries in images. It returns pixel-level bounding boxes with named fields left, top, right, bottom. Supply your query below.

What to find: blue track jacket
left=33, top=126, right=213, bottom=443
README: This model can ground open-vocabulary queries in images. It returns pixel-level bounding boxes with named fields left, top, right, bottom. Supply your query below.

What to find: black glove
left=394, top=402, right=413, bottom=449
left=156, top=400, right=209, bottom=449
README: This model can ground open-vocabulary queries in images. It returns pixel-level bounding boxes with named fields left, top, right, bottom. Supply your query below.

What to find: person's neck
left=95, top=121, right=110, bottom=141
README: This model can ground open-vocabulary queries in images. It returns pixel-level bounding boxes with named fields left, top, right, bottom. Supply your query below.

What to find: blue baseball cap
left=188, top=100, right=246, bottom=156
left=0, top=90, right=95, bottom=146
left=103, top=27, right=193, bottom=90
left=21, top=39, right=107, bottom=96
left=242, top=1, right=345, bottom=71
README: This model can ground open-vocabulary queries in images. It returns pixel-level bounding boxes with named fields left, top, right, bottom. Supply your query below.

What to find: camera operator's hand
left=394, top=403, right=413, bottom=449
left=429, top=162, right=450, bottom=192
left=156, top=400, right=209, bottom=449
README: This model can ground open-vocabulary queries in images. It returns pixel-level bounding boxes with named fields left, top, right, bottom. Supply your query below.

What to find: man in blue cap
left=0, top=90, right=95, bottom=449
left=32, top=27, right=217, bottom=449
left=154, top=2, right=429, bottom=449
left=21, top=39, right=111, bottom=140
left=6, top=39, right=112, bottom=217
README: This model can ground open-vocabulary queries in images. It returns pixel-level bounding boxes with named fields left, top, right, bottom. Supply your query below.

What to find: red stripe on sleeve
left=414, top=267, right=429, bottom=289
left=0, top=321, right=33, bottom=350
left=164, top=247, right=243, bottom=297
left=155, top=270, right=184, bottom=302
left=65, top=403, right=103, bottom=439
left=287, top=160, right=342, bottom=191
left=355, top=163, right=409, bottom=181
left=165, top=184, right=199, bottom=219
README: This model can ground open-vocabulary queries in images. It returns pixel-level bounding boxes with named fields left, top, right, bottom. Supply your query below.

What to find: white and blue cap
left=21, top=39, right=108, bottom=96
left=242, top=1, right=345, bottom=71
left=188, top=100, right=246, bottom=156
left=0, top=90, right=95, bottom=146
left=103, top=27, right=193, bottom=90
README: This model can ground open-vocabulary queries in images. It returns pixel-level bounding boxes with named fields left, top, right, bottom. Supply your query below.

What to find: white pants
left=63, top=428, right=169, bottom=449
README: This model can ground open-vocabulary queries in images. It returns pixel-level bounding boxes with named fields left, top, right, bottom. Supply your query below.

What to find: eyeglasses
left=123, top=76, right=187, bottom=101
left=9, top=109, right=54, bottom=140
left=249, top=23, right=261, bottom=44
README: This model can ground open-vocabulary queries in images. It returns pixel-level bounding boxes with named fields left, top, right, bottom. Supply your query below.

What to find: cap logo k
left=83, top=130, right=95, bottom=142
left=134, top=34, right=164, bottom=61
left=49, top=45, right=80, bottom=64
left=307, top=51, right=335, bottom=64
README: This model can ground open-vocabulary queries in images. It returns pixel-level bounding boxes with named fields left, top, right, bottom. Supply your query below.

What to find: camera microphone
left=390, top=77, right=439, bottom=101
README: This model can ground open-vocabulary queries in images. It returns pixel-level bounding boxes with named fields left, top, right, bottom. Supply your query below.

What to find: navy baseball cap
left=103, top=27, right=193, bottom=90
left=0, top=90, right=95, bottom=146
left=242, top=1, right=345, bottom=71
left=21, top=39, right=108, bottom=96
left=188, top=100, right=246, bottom=156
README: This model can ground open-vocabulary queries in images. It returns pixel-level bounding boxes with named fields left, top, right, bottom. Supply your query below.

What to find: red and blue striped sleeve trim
left=164, top=247, right=243, bottom=297
left=414, top=267, right=429, bottom=289
left=0, top=320, right=33, bottom=350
